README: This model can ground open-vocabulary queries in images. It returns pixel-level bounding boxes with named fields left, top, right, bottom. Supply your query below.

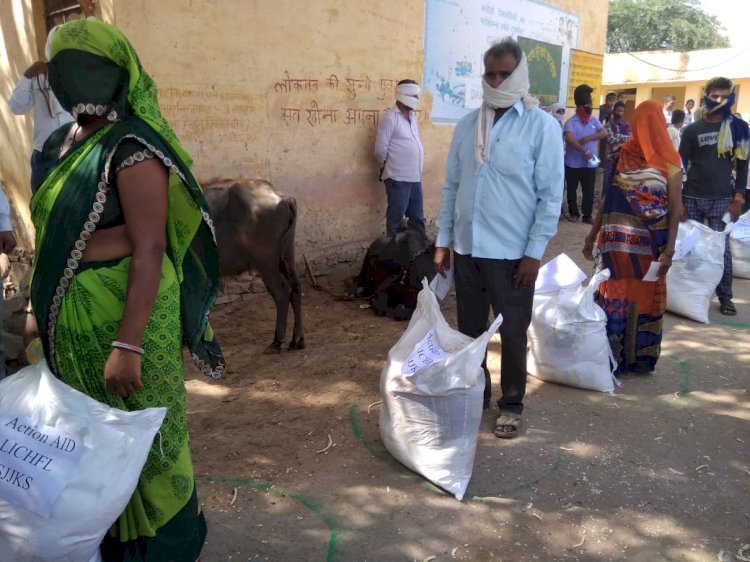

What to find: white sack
left=730, top=210, right=750, bottom=279
left=0, top=361, right=166, bottom=562
left=528, top=269, right=617, bottom=393
left=380, top=280, right=502, bottom=500
left=667, top=220, right=729, bottom=323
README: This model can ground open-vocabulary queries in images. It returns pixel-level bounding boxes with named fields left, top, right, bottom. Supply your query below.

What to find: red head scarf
left=618, top=99, right=681, bottom=176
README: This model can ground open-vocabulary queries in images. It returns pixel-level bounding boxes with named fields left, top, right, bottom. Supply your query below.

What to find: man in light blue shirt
left=434, top=38, right=564, bottom=439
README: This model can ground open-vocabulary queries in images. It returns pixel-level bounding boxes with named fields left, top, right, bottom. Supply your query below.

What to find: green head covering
left=47, top=19, right=192, bottom=167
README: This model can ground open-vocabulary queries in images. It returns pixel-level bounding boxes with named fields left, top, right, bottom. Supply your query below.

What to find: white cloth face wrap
left=475, top=52, right=539, bottom=169
left=395, top=83, right=420, bottom=109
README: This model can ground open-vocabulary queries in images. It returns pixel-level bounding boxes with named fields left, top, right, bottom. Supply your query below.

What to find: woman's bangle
left=662, top=248, right=675, bottom=258
left=111, top=341, right=144, bottom=355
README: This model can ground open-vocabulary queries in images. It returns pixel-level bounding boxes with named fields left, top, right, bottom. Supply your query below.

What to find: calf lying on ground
left=204, top=179, right=304, bottom=353
left=352, top=222, right=436, bottom=320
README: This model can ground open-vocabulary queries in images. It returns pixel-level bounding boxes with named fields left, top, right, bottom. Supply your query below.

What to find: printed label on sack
left=402, top=327, right=453, bottom=375
left=0, top=413, right=87, bottom=517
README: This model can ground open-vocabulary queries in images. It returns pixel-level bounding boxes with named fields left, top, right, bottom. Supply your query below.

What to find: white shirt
left=684, top=109, right=694, bottom=125
left=667, top=124, right=681, bottom=151
left=9, top=74, right=73, bottom=151
left=663, top=108, right=672, bottom=125
left=374, top=107, right=424, bottom=182
left=0, top=189, right=12, bottom=232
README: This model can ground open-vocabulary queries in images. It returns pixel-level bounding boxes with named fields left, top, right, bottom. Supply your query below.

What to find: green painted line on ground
left=196, top=475, right=341, bottom=562
left=349, top=400, right=566, bottom=501
left=467, top=447, right=566, bottom=500
left=664, top=354, right=691, bottom=398
left=714, top=320, right=750, bottom=329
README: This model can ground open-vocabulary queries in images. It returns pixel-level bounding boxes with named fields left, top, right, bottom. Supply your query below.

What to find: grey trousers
left=454, top=253, right=534, bottom=414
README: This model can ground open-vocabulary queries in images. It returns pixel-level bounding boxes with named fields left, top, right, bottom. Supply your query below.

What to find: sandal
left=494, top=411, right=522, bottom=439
left=720, top=300, right=737, bottom=316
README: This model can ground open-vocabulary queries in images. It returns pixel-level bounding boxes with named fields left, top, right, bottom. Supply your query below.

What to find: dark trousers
left=565, top=166, right=596, bottom=219
left=384, top=179, right=425, bottom=236
left=454, top=253, right=534, bottom=414
left=682, top=196, right=733, bottom=301
left=30, top=149, right=45, bottom=192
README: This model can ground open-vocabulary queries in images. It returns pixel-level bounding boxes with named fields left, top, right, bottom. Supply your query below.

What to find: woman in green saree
left=23, top=19, right=223, bottom=561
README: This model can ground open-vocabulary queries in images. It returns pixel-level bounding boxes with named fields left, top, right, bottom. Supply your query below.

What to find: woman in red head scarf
left=582, top=99, right=683, bottom=375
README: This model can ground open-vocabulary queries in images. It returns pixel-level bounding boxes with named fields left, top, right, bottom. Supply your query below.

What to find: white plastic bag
left=528, top=269, right=617, bottom=393
left=379, top=280, right=502, bottom=500
left=730, top=210, right=750, bottom=279
left=0, top=361, right=166, bottom=562
left=667, top=220, right=729, bottom=323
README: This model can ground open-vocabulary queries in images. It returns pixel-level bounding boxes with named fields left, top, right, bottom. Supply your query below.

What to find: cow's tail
left=279, top=196, right=300, bottom=290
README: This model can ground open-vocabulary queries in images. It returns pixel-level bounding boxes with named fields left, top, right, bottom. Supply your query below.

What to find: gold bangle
left=662, top=248, right=675, bottom=258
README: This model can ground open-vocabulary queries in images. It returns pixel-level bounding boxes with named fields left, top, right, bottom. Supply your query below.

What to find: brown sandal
left=494, top=411, right=522, bottom=439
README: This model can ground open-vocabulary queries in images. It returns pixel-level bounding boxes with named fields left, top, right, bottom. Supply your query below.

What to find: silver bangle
left=111, top=341, right=144, bottom=355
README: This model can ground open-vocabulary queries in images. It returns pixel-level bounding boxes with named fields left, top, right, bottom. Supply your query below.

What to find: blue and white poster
left=423, top=0, right=579, bottom=123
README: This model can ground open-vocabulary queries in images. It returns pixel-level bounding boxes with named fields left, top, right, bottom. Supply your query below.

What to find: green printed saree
left=30, top=19, right=223, bottom=561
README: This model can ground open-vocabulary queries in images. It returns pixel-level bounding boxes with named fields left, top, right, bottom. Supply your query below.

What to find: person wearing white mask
left=374, top=79, right=425, bottom=236
left=434, top=37, right=564, bottom=439
left=8, top=26, right=74, bottom=191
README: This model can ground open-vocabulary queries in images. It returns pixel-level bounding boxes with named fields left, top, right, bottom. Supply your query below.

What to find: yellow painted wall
left=0, top=0, right=44, bottom=248
left=2, top=0, right=608, bottom=257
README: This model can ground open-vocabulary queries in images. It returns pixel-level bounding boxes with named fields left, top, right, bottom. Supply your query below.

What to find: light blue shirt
left=436, top=100, right=564, bottom=260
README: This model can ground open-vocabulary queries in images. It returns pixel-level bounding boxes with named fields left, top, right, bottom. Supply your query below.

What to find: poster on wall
left=566, top=49, right=605, bottom=109
left=517, top=36, right=563, bottom=106
left=423, top=0, right=579, bottom=124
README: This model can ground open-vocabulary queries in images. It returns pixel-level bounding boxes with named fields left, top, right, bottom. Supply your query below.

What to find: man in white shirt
left=662, top=94, right=676, bottom=124
left=0, top=188, right=17, bottom=379
left=374, top=80, right=425, bottom=236
left=684, top=99, right=695, bottom=126
left=8, top=32, right=74, bottom=191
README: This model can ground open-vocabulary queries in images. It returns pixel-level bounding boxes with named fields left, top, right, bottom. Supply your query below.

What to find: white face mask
left=396, top=94, right=419, bottom=109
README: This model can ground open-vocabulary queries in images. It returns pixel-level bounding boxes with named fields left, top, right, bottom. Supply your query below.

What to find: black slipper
left=720, top=300, right=737, bottom=316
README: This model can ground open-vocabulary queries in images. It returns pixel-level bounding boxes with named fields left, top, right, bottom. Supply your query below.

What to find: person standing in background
left=667, top=109, right=685, bottom=151
left=374, top=80, right=425, bottom=236
left=679, top=77, right=748, bottom=316
left=662, top=94, right=676, bottom=124
left=684, top=99, right=695, bottom=126
left=564, top=84, right=608, bottom=224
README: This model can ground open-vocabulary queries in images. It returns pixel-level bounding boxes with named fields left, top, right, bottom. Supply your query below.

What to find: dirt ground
left=187, top=219, right=750, bottom=562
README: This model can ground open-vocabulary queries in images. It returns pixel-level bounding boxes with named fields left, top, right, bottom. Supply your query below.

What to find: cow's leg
left=288, top=270, right=305, bottom=350
left=257, top=263, right=291, bottom=354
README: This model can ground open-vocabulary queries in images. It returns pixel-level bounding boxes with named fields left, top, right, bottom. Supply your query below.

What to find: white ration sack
left=730, top=210, right=750, bottom=279
left=380, top=280, right=502, bottom=500
left=528, top=269, right=617, bottom=393
left=666, top=220, right=729, bottom=323
left=0, top=361, right=166, bottom=562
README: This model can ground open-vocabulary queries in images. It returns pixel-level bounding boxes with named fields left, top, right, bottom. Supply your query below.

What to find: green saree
left=30, top=20, right=223, bottom=561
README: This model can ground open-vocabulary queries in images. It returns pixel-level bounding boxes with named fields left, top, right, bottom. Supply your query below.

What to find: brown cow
left=204, top=179, right=304, bottom=353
